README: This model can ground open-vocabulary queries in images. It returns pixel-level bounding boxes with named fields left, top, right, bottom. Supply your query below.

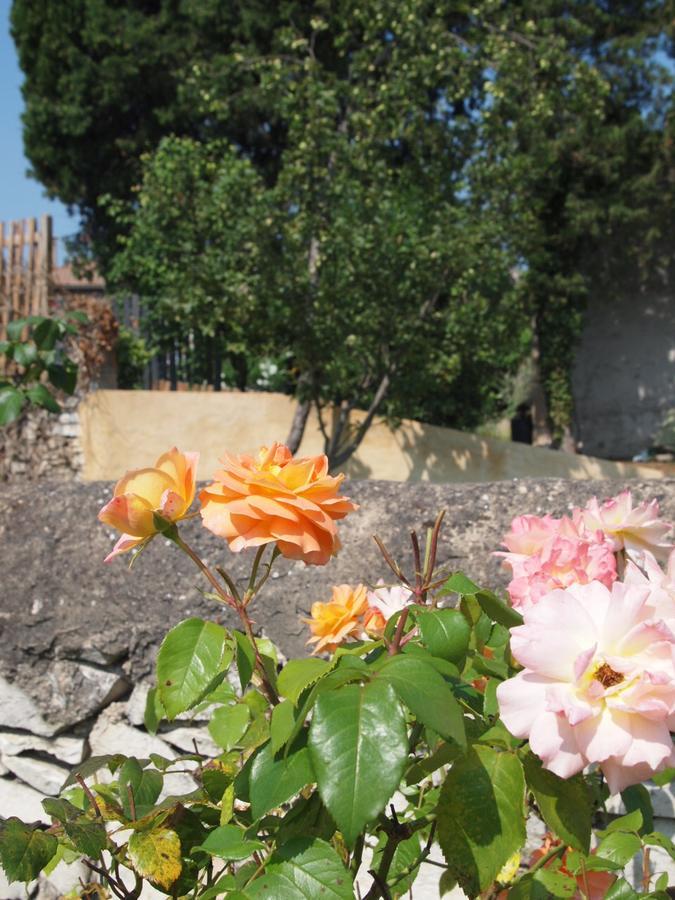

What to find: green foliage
left=1, top=489, right=669, bottom=898
left=0, top=312, right=83, bottom=425
left=437, top=746, right=526, bottom=896
left=13, top=1, right=675, bottom=444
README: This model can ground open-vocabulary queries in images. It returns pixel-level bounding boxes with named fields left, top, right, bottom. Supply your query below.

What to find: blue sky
left=0, top=0, right=77, bottom=251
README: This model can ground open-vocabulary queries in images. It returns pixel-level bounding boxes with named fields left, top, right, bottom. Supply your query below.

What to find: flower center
left=594, top=662, right=624, bottom=689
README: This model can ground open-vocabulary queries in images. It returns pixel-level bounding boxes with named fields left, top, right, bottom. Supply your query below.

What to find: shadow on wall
left=76, top=390, right=664, bottom=484
left=572, top=262, right=675, bottom=460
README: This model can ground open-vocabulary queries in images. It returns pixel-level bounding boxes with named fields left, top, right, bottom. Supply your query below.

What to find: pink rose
left=582, top=490, right=673, bottom=561
left=497, top=580, right=675, bottom=793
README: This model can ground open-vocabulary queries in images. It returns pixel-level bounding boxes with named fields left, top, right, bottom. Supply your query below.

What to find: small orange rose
left=199, top=443, right=357, bottom=566
left=98, top=447, right=198, bottom=562
left=304, top=584, right=369, bottom=654
left=362, top=606, right=387, bottom=638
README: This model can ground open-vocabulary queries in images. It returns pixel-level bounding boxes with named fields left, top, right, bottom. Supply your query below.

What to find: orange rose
left=199, top=443, right=357, bottom=566
left=98, top=447, right=198, bottom=562
left=362, top=606, right=387, bottom=638
left=304, top=584, right=369, bottom=653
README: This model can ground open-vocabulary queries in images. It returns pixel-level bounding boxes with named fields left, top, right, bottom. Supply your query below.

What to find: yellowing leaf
left=127, top=828, right=181, bottom=890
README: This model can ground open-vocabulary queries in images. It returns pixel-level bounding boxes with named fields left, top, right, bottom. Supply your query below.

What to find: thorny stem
left=173, top=534, right=236, bottom=608
left=174, top=534, right=279, bottom=705
left=388, top=607, right=410, bottom=655
left=642, top=845, right=651, bottom=892
left=76, top=775, right=102, bottom=819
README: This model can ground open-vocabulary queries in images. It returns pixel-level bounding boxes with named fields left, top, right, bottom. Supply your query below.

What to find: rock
left=1, top=755, right=70, bottom=796
left=0, top=730, right=85, bottom=765
left=125, top=679, right=153, bottom=726
left=42, top=660, right=129, bottom=729
left=0, top=676, right=60, bottom=736
left=0, top=774, right=48, bottom=821
left=160, top=726, right=220, bottom=758
left=89, top=704, right=197, bottom=797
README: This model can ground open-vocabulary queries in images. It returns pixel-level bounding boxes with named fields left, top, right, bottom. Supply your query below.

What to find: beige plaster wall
left=79, top=389, right=665, bottom=483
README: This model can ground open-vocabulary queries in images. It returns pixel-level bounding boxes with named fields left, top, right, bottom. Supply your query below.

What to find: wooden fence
left=0, top=215, right=53, bottom=343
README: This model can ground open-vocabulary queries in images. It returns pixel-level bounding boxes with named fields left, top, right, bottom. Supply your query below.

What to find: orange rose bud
left=199, top=443, right=357, bottom=566
left=304, top=584, right=369, bottom=654
left=98, top=447, right=199, bottom=562
left=362, top=606, right=387, bottom=638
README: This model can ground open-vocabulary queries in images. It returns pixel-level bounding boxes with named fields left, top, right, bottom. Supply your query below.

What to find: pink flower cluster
left=498, top=491, right=672, bottom=613
left=497, top=490, right=675, bottom=792
left=497, top=580, right=675, bottom=793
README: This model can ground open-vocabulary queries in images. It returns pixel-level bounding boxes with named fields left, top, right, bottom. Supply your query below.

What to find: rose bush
left=2, top=449, right=675, bottom=899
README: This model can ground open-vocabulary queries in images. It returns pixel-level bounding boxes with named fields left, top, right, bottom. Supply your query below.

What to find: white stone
left=0, top=774, right=48, bottom=821
left=1, top=755, right=69, bottom=796
left=0, top=676, right=59, bottom=736
left=35, top=860, right=90, bottom=900
left=0, top=731, right=85, bottom=765
left=160, top=726, right=220, bottom=758
left=89, top=704, right=197, bottom=797
left=605, top=780, right=675, bottom=818
left=125, top=680, right=152, bottom=726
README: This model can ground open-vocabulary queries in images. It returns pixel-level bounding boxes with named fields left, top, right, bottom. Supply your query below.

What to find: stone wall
left=0, top=396, right=83, bottom=482
left=1, top=478, right=675, bottom=897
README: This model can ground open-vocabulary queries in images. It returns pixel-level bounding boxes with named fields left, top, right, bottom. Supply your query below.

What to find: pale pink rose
left=582, top=490, right=673, bottom=561
left=363, top=580, right=413, bottom=638
left=625, top=550, right=675, bottom=628
left=499, top=514, right=561, bottom=566
left=500, top=516, right=616, bottom=613
left=497, top=580, right=675, bottom=793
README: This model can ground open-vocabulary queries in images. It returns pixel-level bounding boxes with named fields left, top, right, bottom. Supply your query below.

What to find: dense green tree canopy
left=13, top=0, right=675, bottom=452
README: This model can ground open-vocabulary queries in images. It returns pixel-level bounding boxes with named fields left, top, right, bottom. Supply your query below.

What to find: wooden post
left=25, top=218, right=36, bottom=316
left=37, top=214, right=53, bottom=316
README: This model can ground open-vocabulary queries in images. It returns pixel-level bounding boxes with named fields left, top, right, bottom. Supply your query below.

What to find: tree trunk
left=285, top=398, right=311, bottom=454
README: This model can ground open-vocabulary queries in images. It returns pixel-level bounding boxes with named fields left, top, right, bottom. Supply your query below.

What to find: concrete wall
left=78, top=389, right=665, bottom=483
left=572, top=285, right=675, bottom=459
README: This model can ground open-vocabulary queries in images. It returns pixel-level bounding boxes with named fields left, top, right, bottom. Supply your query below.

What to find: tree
left=15, top=0, right=674, bottom=451
left=110, top=1, right=531, bottom=465
left=466, top=0, right=675, bottom=441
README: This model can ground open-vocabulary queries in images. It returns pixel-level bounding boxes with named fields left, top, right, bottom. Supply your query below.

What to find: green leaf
left=308, top=680, right=408, bottom=846
left=278, top=658, right=332, bottom=704
left=377, top=654, right=466, bottom=747
left=42, top=797, right=108, bottom=856
left=271, top=699, right=297, bottom=752
left=234, top=630, right=256, bottom=690
left=417, top=609, right=471, bottom=663
left=47, top=361, right=77, bottom=395
left=6, top=319, right=27, bottom=341
left=643, top=831, right=675, bottom=860
left=0, top=820, right=57, bottom=883
left=509, top=868, right=577, bottom=899
left=196, top=824, right=264, bottom=860
left=475, top=589, right=524, bottom=628
left=63, top=753, right=127, bottom=787
left=249, top=740, right=315, bottom=820
left=144, top=686, right=164, bottom=735
left=197, top=874, right=237, bottom=900
left=246, top=837, right=354, bottom=899
left=128, top=827, right=182, bottom=889
left=598, top=809, right=643, bottom=836
left=32, top=318, right=60, bottom=351
left=596, top=831, right=642, bottom=866
left=437, top=745, right=526, bottom=896
left=208, top=704, right=250, bottom=750
left=12, top=341, right=38, bottom=366
left=604, top=879, right=640, bottom=900
left=440, top=572, right=480, bottom=595
left=25, top=383, right=60, bottom=413
left=523, top=752, right=591, bottom=852
left=620, top=784, right=653, bottom=835
left=119, top=758, right=163, bottom=819
left=157, top=618, right=228, bottom=719
left=0, top=386, right=25, bottom=425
